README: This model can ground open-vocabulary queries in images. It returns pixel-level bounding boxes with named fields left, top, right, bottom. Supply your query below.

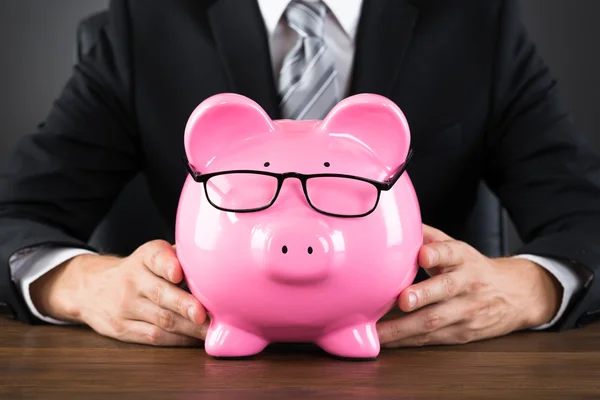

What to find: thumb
left=422, top=224, right=453, bottom=244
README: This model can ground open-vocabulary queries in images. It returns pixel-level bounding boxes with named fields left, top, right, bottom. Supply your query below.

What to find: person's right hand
left=30, top=240, right=208, bottom=347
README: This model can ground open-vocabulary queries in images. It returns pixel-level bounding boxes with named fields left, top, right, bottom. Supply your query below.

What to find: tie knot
left=285, top=0, right=328, bottom=38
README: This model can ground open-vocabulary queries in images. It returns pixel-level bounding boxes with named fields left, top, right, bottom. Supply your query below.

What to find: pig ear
left=319, top=94, right=411, bottom=168
left=184, top=93, right=275, bottom=169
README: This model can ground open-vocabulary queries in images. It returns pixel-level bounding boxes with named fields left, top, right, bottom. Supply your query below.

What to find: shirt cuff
left=9, top=247, right=98, bottom=325
left=513, top=254, right=583, bottom=330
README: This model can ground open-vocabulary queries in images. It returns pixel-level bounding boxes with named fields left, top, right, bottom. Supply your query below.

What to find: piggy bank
left=175, top=93, right=422, bottom=359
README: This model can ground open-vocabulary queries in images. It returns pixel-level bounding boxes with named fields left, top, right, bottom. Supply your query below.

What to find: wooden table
left=1, top=315, right=599, bottom=400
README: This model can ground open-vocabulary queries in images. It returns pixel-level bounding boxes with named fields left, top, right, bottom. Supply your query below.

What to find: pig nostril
left=308, top=247, right=313, bottom=254
left=282, top=245, right=288, bottom=254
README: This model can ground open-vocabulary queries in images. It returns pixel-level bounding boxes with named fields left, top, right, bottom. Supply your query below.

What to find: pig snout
left=263, top=221, right=333, bottom=284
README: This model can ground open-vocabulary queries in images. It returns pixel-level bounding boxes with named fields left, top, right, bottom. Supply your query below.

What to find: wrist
left=29, top=254, right=116, bottom=323
left=499, top=257, right=562, bottom=328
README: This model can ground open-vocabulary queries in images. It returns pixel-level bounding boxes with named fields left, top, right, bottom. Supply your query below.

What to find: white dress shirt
left=10, top=0, right=582, bottom=329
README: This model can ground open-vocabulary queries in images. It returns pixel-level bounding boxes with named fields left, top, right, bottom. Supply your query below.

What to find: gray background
left=0, top=0, right=598, bottom=250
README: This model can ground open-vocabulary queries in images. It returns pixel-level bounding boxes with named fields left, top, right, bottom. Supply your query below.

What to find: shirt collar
left=256, top=0, right=363, bottom=40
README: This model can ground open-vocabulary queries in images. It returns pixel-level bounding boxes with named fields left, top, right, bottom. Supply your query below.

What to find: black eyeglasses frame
left=183, top=149, right=413, bottom=218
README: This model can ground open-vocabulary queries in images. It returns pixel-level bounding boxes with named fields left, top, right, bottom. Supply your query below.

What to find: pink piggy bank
left=175, top=93, right=422, bottom=359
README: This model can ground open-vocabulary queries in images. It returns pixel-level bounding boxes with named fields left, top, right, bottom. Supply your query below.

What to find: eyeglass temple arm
left=182, top=156, right=202, bottom=180
left=384, top=149, right=414, bottom=187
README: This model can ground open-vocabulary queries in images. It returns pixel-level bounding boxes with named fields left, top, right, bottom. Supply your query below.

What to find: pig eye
left=264, top=162, right=271, bottom=167
left=324, top=162, right=330, bottom=167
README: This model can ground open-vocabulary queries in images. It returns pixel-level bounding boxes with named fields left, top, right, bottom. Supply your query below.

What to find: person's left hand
left=377, top=224, right=563, bottom=347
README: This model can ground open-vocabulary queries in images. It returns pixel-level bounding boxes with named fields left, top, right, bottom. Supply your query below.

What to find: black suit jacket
left=1, top=0, right=600, bottom=329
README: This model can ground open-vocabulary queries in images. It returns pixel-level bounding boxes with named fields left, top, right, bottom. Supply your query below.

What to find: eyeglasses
left=184, top=149, right=413, bottom=218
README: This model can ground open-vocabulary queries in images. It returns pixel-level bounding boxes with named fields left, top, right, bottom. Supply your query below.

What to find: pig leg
left=317, top=323, right=380, bottom=360
left=204, top=321, right=269, bottom=358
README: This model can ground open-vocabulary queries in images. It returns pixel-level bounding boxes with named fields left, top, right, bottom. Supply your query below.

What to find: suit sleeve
left=484, top=0, right=600, bottom=330
left=0, top=0, right=139, bottom=324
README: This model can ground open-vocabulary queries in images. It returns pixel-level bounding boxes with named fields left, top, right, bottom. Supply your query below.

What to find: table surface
left=1, top=313, right=599, bottom=400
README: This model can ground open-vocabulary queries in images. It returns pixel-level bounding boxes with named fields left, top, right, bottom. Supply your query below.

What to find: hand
left=377, top=224, right=562, bottom=347
left=30, top=240, right=208, bottom=346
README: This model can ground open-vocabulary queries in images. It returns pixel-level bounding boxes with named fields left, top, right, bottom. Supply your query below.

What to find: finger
left=378, top=295, right=473, bottom=344
left=383, top=323, right=473, bottom=347
left=129, top=299, right=206, bottom=340
left=118, top=320, right=203, bottom=347
left=198, top=318, right=210, bottom=340
left=381, top=318, right=507, bottom=348
left=419, top=240, right=471, bottom=270
left=141, top=240, right=184, bottom=284
left=422, top=224, right=453, bottom=244
left=398, top=270, right=466, bottom=312
left=139, top=272, right=207, bottom=325
left=384, top=298, right=511, bottom=348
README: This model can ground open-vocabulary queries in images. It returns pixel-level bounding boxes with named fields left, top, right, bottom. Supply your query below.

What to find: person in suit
left=1, top=0, right=599, bottom=348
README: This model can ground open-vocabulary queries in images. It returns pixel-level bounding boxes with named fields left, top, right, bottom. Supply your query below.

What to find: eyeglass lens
left=204, top=173, right=379, bottom=216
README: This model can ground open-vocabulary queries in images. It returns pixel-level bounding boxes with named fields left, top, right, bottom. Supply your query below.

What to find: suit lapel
left=349, top=0, right=420, bottom=97
left=207, top=0, right=281, bottom=119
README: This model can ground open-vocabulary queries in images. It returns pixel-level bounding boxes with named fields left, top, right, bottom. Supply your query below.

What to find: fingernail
left=187, top=306, right=196, bottom=322
left=164, top=264, right=173, bottom=280
left=428, top=249, right=437, bottom=264
left=408, top=293, right=417, bottom=309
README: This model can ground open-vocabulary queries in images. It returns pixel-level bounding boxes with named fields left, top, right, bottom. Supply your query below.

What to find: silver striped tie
left=278, top=0, right=340, bottom=120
